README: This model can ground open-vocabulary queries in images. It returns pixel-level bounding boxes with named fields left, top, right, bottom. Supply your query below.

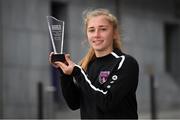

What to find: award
left=47, top=16, right=65, bottom=62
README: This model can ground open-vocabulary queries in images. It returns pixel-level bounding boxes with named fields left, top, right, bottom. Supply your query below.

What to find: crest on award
left=47, top=16, right=65, bottom=62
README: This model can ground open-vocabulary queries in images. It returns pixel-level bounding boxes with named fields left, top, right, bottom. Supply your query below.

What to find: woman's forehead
left=87, top=15, right=112, bottom=27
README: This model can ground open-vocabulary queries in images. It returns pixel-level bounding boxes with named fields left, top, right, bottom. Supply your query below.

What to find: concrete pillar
left=0, top=0, right=3, bottom=118
left=1, top=0, right=52, bottom=118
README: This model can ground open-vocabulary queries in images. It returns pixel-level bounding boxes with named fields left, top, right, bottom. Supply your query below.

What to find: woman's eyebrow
left=88, top=25, right=109, bottom=29
left=99, top=25, right=108, bottom=28
left=87, top=27, right=94, bottom=29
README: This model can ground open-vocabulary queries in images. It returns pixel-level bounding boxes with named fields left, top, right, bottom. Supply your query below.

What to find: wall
left=120, top=0, right=180, bottom=116
left=1, top=0, right=53, bottom=118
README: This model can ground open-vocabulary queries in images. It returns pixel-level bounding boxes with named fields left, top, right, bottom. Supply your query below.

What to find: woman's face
left=87, top=15, right=115, bottom=53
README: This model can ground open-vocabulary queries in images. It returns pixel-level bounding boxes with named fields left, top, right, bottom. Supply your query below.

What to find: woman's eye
left=88, top=29, right=95, bottom=32
left=101, top=28, right=107, bottom=31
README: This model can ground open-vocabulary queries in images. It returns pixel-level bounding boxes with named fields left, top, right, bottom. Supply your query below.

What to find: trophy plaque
left=47, top=16, right=65, bottom=63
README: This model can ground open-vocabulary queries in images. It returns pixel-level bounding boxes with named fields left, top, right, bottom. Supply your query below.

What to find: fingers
left=49, top=52, right=54, bottom=63
left=54, top=61, right=72, bottom=75
left=54, top=54, right=75, bottom=75
left=65, top=54, right=71, bottom=63
left=54, top=61, right=67, bottom=70
left=48, top=52, right=59, bottom=68
left=65, top=54, right=75, bottom=66
left=48, top=53, right=75, bottom=75
left=55, top=54, right=72, bottom=70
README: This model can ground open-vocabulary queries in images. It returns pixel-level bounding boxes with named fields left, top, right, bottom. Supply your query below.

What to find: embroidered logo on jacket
left=99, top=71, right=110, bottom=84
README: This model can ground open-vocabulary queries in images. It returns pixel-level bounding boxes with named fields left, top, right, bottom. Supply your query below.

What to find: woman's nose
left=94, top=29, right=100, bottom=37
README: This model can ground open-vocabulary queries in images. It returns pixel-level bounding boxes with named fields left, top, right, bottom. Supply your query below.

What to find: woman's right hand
left=49, top=52, right=59, bottom=68
left=49, top=52, right=75, bottom=75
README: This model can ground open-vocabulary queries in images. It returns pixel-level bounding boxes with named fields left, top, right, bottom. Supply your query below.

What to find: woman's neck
left=95, top=48, right=113, bottom=57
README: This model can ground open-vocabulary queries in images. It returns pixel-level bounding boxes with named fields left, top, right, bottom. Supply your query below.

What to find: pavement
left=55, top=108, right=180, bottom=119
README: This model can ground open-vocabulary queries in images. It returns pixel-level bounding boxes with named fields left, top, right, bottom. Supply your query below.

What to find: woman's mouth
left=93, top=40, right=103, bottom=45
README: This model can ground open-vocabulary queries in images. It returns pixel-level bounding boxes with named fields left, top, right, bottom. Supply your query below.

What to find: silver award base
left=51, top=53, right=65, bottom=63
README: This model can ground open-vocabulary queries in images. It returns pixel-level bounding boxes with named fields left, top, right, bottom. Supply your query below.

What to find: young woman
left=49, top=8, right=139, bottom=119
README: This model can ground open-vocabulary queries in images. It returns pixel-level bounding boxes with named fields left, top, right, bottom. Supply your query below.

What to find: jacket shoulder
left=115, top=49, right=139, bottom=66
left=121, top=53, right=139, bottom=74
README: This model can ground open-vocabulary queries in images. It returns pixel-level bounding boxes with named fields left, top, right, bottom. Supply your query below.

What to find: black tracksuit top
left=60, top=49, right=139, bottom=119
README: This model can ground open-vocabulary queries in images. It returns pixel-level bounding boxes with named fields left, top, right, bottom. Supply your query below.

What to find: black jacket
left=60, top=49, right=139, bottom=119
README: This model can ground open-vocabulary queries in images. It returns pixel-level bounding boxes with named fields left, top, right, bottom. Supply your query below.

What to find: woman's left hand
left=54, top=54, right=75, bottom=75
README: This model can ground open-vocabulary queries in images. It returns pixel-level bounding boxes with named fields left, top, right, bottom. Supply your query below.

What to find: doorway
left=164, top=23, right=180, bottom=85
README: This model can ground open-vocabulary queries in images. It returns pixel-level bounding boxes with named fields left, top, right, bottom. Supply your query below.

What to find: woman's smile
left=92, top=39, right=104, bottom=45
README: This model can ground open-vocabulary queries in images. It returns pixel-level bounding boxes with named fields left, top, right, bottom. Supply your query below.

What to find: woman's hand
left=49, top=52, right=75, bottom=75
left=49, top=52, right=59, bottom=68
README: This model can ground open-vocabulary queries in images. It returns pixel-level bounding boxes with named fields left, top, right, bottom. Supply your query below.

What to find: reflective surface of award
left=47, top=16, right=65, bottom=62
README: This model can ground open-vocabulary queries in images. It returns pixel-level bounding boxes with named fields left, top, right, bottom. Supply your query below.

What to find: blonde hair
left=80, top=8, right=122, bottom=71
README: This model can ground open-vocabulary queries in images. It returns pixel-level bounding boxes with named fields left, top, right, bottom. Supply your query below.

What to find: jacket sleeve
left=60, top=70, right=80, bottom=110
left=72, top=55, right=139, bottom=112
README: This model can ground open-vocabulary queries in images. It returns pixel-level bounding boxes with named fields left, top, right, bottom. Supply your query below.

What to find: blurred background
left=0, top=0, right=180, bottom=119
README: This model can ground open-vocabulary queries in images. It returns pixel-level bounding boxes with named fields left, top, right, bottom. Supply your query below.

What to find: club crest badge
left=99, top=71, right=110, bottom=84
